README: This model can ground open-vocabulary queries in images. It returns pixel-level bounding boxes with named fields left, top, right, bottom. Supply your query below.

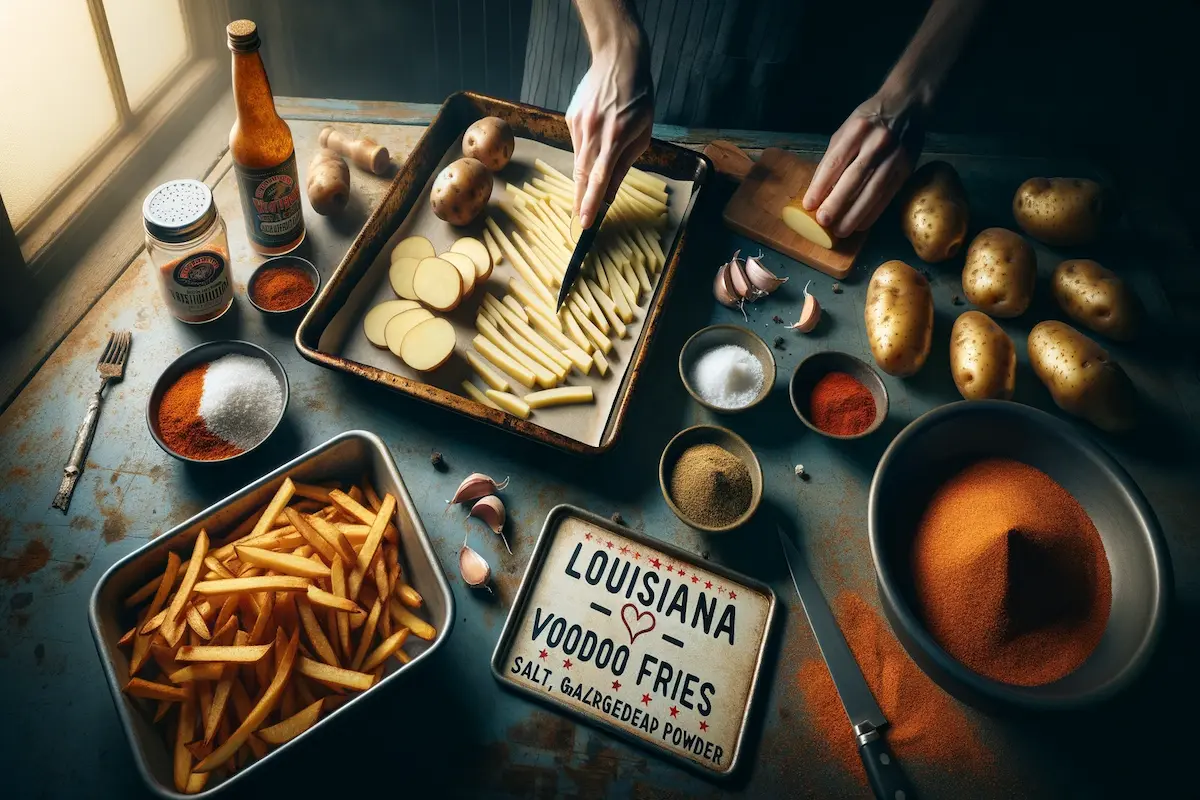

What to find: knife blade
left=557, top=202, right=610, bottom=311
left=777, top=526, right=917, bottom=800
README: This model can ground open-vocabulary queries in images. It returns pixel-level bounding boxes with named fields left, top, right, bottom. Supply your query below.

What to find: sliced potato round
left=389, top=257, right=421, bottom=300
left=383, top=308, right=434, bottom=357
left=413, top=257, right=464, bottom=311
left=450, top=236, right=493, bottom=281
left=439, top=251, right=477, bottom=298
left=400, top=317, right=456, bottom=372
left=363, top=299, right=420, bottom=347
left=391, top=235, right=435, bottom=263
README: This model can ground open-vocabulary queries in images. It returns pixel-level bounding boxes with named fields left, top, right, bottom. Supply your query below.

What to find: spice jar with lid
left=143, top=179, right=234, bottom=324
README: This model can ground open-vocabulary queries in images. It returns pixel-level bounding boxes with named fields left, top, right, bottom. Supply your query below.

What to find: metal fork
left=52, top=330, right=132, bottom=513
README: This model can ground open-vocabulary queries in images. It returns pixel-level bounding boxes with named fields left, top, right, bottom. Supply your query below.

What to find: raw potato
left=864, top=260, right=933, bottom=377
left=412, top=257, right=464, bottom=311
left=781, top=196, right=836, bottom=249
left=400, top=317, right=456, bottom=372
left=450, top=236, right=493, bottom=281
left=431, top=157, right=492, bottom=226
left=485, top=389, right=531, bottom=419
left=961, top=228, right=1037, bottom=318
left=306, top=148, right=349, bottom=216
left=1051, top=259, right=1139, bottom=341
left=950, top=311, right=1015, bottom=400
left=1028, top=320, right=1136, bottom=431
left=899, top=161, right=969, bottom=263
left=383, top=308, right=434, bottom=357
left=462, top=116, right=515, bottom=172
left=1013, top=177, right=1107, bottom=246
left=439, top=251, right=477, bottom=298
left=388, top=257, right=421, bottom=301
left=525, top=386, right=595, bottom=408
left=391, top=235, right=435, bottom=263
left=363, top=299, right=419, bottom=347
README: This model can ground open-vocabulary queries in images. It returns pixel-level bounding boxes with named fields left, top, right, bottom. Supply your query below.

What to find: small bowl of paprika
left=789, top=351, right=888, bottom=439
left=247, top=255, right=320, bottom=315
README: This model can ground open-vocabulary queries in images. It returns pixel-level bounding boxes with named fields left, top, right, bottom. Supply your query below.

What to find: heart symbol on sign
left=621, top=603, right=656, bottom=645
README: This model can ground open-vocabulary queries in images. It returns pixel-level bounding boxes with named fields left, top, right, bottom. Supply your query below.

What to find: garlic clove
left=789, top=280, right=822, bottom=333
left=744, top=254, right=788, bottom=295
left=458, top=542, right=492, bottom=590
left=470, top=495, right=510, bottom=553
left=448, top=473, right=510, bottom=506
left=713, top=261, right=740, bottom=308
left=728, top=255, right=752, bottom=299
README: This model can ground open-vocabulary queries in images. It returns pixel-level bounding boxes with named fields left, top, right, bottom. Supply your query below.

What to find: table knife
left=777, top=526, right=917, bottom=800
left=557, top=202, right=610, bottom=312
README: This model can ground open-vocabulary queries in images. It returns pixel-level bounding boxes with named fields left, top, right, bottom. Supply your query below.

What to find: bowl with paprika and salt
left=658, top=425, right=763, bottom=533
left=247, top=255, right=320, bottom=315
left=869, top=401, right=1170, bottom=712
left=789, top=351, right=888, bottom=439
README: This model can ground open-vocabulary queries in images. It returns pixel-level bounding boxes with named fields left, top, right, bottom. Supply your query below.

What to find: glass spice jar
left=143, top=179, right=234, bottom=323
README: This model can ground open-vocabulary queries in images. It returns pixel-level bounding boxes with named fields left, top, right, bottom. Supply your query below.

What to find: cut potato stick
left=561, top=309, right=592, bottom=353
left=485, top=389, right=531, bottom=419
left=526, top=309, right=593, bottom=373
left=360, top=629, right=410, bottom=673
left=592, top=349, right=610, bottom=376
left=464, top=350, right=511, bottom=392
left=622, top=263, right=642, bottom=304
left=330, top=559, right=352, bottom=657
left=591, top=252, right=610, bottom=293
left=394, top=579, right=423, bottom=608
left=484, top=217, right=554, bottom=306
left=585, top=278, right=628, bottom=338
left=507, top=278, right=557, bottom=323
left=126, top=678, right=191, bottom=703
left=350, top=600, right=383, bottom=671
left=606, top=257, right=638, bottom=312
left=163, top=531, right=209, bottom=642
left=177, top=644, right=273, bottom=664
left=249, top=479, right=296, bottom=542
left=203, top=556, right=235, bottom=580
left=501, top=295, right=529, bottom=322
left=306, top=515, right=356, bottom=565
left=569, top=302, right=613, bottom=354
left=574, top=277, right=609, bottom=334
left=356, top=493, right=395, bottom=575
left=174, top=695, right=196, bottom=792
left=306, top=584, right=361, bottom=614
left=476, top=315, right=558, bottom=388
left=186, top=606, right=213, bottom=640
left=235, top=545, right=331, bottom=580
left=296, top=597, right=339, bottom=667
left=292, top=482, right=334, bottom=503
left=140, top=551, right=182, bottom=634
left=296, top=656, right=375, bottom=692
left=473, top=336, right=537, bottom=389
left=482, top=228, right=503, bottom=265
left=282, top=508, right=339, bottom=566
left=194, top=576, right=311, bottom=596
left=257, top=699, right=323, bottom=745
left=168, top=663, right=225, bottom=683
left=633, top=225, right=662, bottom=268
left=490, top=314, right=568, bottom=381
left=327, top=489, right=376, bottom=527
left=390, top=599, right=438, bottom=640
left=510, top=230, right=556, bottom=288
left=462, top=380, right=501, bottom=409
left=525, top=386, right=596, bottom=408
left=632, top=258, right=653, bottom=293
left=487, top=299, right=571, bottom=371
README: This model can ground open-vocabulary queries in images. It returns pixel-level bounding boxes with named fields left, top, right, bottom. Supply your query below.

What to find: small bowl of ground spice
left=247, top=255, right=320, bottom=315
left=679, top=325, right=776, bottom=413
left=659, top=425, right=763, bottom=532
left=789, top=351, right=888, bottom=439
left=147, top=340, right=289, bottom=463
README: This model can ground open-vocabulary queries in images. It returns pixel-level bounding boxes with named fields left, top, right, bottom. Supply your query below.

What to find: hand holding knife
left=557, top=202, right=611, bottom=312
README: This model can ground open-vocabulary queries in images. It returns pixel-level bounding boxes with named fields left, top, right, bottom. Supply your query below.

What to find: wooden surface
left=720, top=145, right=866, bottom=280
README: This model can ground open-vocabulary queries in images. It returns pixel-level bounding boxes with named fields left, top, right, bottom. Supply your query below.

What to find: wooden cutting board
left=707, top=141, right=866, bottom=279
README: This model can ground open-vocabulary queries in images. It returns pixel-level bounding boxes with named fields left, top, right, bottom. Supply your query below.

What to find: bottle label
left=163, top=250, right=232, bottom=321
left=234, top=152, right=304, bottom=248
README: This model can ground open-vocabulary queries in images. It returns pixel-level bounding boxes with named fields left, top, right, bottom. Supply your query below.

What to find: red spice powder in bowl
left=248, top=256, right=319, bottom=313
left=789, top=352, right=888, bottom=439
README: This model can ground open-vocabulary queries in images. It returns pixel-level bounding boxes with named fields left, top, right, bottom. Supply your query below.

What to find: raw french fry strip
left=569, top=302, right=613, bottom=355
left=462, top=380, right=501, bottom=409
left=587, top=278, right=628, bottom=338
left=482, top=228, right=503, bottom=264
left=592, top=349, right=610, bottom=376
left=473, top=336, right=537, bottom=389
left=507, top=278, right=558, bottom=324
left=486, top=389, right=531, bottom=419
left=465, top=351, right=511, bottom=392
left=525, top=386, right=596, bottom=408
left=485, top=296, right=572, bottom=372
left=493, top=315, right=568, bottom=381
left=484, top=217, right=554, bottom=306
left=476, top=315, right=558, bottom=388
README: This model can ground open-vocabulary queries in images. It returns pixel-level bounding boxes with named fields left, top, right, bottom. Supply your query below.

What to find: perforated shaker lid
left=143, top=179, right=217, bottom=243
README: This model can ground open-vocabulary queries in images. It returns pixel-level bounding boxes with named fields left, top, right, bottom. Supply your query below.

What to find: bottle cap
left=143, top=180, right=217, bottom=244
left=227, top=19, right=261, bottom=53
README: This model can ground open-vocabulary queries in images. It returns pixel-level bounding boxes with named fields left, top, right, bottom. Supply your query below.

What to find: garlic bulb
left=470, top=495, right=511, bottom=554
left=789, top=280, right=822, bottom=333
left=744, top=254, right=787, bottom=294
left=458, top=542, right=492, bottom=590
left=448, top=473, right=509, bottom=505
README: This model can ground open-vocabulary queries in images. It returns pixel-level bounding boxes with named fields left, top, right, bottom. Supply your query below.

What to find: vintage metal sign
left=492, top=506, right=776, bottom=776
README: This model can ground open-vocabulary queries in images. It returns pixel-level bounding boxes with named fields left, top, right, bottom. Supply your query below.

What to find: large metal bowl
left=868, top=401, right=1171, bottom=711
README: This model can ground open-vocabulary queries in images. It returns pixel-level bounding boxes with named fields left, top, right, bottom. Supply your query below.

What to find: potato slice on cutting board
left=413, top=257, right=464, bottom=312
left=363, top=300, right=420, bottom=347
left=400, top=317, right=457, bottom=372
left=450, top=236, right=493, bottom=281
left=439, top=251, right=478, bottom=298
left=383, top=308, right=434, bottom=357
left=781, top=197, right=837, bottom=249
left=389, top=257, right=422, bottom=300
left=391, top=235, right=435, bottom=263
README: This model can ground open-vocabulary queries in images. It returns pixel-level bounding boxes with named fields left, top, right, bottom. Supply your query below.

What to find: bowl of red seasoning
left=147, top=340, right=289, bottom=463
left=247, top=255, right=320, bottom=314
left=789, top=351, right=888, bottom=439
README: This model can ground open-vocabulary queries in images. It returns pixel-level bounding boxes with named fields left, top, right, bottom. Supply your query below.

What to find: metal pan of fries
left=88, top=430, right=454, bottom=798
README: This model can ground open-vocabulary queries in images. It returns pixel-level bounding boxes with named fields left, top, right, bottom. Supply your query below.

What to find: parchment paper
left=318, top=136, right=696, bottom=447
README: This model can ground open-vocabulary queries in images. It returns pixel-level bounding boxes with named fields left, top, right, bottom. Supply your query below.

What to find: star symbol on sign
left=634, top=551, right=641, bottom=560
left=691, top=575, right=699, bottom=584
left=665, top=564, right=674, bottom=573
left=585, top=533, right=592, bottom=540
left=538, top=649, right=548, bottom=660
left=677, top=568, right=686, bottom=576
left=563, top=658, right=573, bottom=669
left=612, top=680, right=621, bottom=691
left=650, top=557, right=661, bottom=569
left=641, top=693, right=652, bottom=706
left=606, top=541, right=614, bottom=549
left=669, top=705, right=680, bottom=718
left=705, top=580, right=713, bottom=589
left=700, top=720, right=709, bottom=732
left=728, top=591, right=738, bottom=600
left=619, top=545, right=630, bottom=555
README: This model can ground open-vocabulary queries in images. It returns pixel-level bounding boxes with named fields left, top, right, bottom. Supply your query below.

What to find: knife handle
left=858, top=727, right=917, bottom=800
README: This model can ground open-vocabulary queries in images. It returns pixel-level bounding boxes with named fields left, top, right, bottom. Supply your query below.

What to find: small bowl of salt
left=147, top=340, right=289, bottom=463
left=679, top=325, right=776, bottom=413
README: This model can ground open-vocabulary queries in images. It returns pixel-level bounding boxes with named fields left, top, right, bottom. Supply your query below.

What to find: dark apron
left=521, top=0, right=804, bottom=130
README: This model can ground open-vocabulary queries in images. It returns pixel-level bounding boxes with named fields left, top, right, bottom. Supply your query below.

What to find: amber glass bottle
left=227, top=19, right=305, bottom=255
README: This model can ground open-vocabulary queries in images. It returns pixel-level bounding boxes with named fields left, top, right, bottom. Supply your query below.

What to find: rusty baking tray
left=295, top=91, right=709, bottom=455
left=88, top=431, right=455, bottom=798
left=491, top=505, right=777, bottom=777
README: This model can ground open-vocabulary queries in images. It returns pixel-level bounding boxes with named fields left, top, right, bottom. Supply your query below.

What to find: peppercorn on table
left=2, top=97, right=1199, bottom=800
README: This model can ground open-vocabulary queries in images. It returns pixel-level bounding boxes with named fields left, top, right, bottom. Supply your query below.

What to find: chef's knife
left=777, top=527, right=917, bottom=800
left=557, top=202, right=610, bottom=311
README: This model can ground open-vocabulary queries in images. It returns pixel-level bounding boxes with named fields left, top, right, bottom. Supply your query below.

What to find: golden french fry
left=247, top=478, right=295, bottom=543
left=306, top=584, right=361, bottom=615
left=395, top=580, right=423, bottom=609
left=174, top=693, right=196, bottom=792
left=356, top=494, right=395, bottom=574
left=292, top=482, right=334, bottom=503
left=117, top=625, right=136, bottom=648
left=168, top=663, right=225, bottom=684
left=203, top=556, right=235, bottom=580
left=163, top=531, right=210, bottom=642
left=176, top=644, right=273, bottom=664
left=227, top=678, right=269, bottom=759
left=350, top=599, right=383, bottom=672
left=331, top=560, right=351, bottom=658
left=360, top=628, right=410, bottom=673
left=296, top=656, right=375, bottom=692
left=235, top=546, right=330, bottom=580
left=193, top=576, right=311, bottom=596
left=284, top=507, right=340, bottom=566
left=125, top=678, right=190, bottom=703
left=256, top=699, right=323, bottom=745
left=389, top=599, right=436, bottom=641
left=204, top=631, right=245, bottom=746
left=140, top=552, right=182, bottom=634
left=307, top=515, right=356, bottom=564
left=186, top=606, right=212, bottom=640
left=296, top=597, right=339, bottom=667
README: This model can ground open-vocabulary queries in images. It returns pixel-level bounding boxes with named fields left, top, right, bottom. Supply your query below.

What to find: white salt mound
left=691, top=344, right=765, bottom=409
left=198, top=354, right=284, bottom=451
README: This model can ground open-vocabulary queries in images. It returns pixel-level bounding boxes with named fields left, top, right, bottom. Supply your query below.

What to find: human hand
left=566, top=35, right=654, bottom=229
left=802, top=93, right=925, bottom=239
